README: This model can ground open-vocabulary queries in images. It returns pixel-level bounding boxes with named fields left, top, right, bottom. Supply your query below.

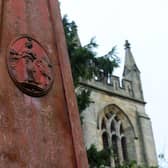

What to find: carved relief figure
left=8, top=36, right=53, bottom=96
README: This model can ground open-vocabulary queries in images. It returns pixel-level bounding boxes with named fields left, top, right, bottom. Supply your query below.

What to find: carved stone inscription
left=7, top=36, right=53, bottom=96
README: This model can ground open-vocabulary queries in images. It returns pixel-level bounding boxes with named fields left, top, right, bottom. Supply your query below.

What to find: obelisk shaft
left=0, top=0, right=88, bottom=167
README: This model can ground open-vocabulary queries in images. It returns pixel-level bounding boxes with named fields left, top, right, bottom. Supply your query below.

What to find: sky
left=59, top=0, right=168, bottom=163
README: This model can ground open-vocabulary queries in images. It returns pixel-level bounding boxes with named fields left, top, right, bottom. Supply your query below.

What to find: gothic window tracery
left=121, top=137, right=128, bottom=161
left=111, top=134, right=119, bottom=166
left=101, top=112, right=128, bottom=167
left=102, top=132, right=109, bottom=149
left=101, top=118, right=106, bottom=130
left=110, top=120, right=115, bottom=133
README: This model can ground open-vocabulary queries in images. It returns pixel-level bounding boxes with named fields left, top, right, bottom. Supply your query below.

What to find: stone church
left=81, top=40, right=158, bottom=167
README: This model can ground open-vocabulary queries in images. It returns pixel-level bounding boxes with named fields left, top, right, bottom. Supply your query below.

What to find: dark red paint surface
left=0, top=0, right=88, bottom=167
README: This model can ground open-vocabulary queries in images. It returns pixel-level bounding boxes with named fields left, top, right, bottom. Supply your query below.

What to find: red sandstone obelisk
left=0, top=0, right=88, bottom=167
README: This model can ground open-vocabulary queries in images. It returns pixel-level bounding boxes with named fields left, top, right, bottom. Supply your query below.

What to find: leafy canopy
left=87, top=144, right=111, bottom=168
left=63, top=15, right=119, bottom=113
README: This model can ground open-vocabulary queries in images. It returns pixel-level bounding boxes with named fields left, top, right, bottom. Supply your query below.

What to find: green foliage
left=87, top=144, right=112, bottom=168
left=63, top=16, right=97, bottom=87
left=94, top=46, right=119, bottom=76
left=76, top=87, right=92, bottom=114
left=63, top=15, right=120, bottom=113
left=87, top=145, right=158, bottom=168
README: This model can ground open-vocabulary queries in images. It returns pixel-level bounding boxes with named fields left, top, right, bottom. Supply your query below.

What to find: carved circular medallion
left=7, top=36, right=54, bottom=96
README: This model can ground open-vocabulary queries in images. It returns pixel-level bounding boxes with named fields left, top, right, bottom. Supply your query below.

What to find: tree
left=63, top=15, right=120, bottom=114
left=87, top=144, right=112, bottom=168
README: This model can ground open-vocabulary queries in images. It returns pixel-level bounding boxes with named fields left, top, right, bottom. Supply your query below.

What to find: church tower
left=81, top=41, right=158, bottom=167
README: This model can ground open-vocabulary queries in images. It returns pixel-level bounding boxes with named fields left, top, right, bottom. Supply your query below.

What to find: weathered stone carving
left=7, top=36, right=53, bottom=96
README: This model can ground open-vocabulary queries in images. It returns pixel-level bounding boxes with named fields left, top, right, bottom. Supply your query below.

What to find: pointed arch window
left=121, top=137, right=128, bottom=161
left=112, top=135, right=120, bottom=166
left=110, top=120, right=115, bottom=132
left=102, top=132, right=109, bottom=149
left=120, top=124, right=124, bottom=135
left=101, top=117, right=106, bottom=129
left=101, top=111, right=128, bottom=167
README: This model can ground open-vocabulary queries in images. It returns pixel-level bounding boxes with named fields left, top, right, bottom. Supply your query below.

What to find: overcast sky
left=60, top=0, right=168, bottom=162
